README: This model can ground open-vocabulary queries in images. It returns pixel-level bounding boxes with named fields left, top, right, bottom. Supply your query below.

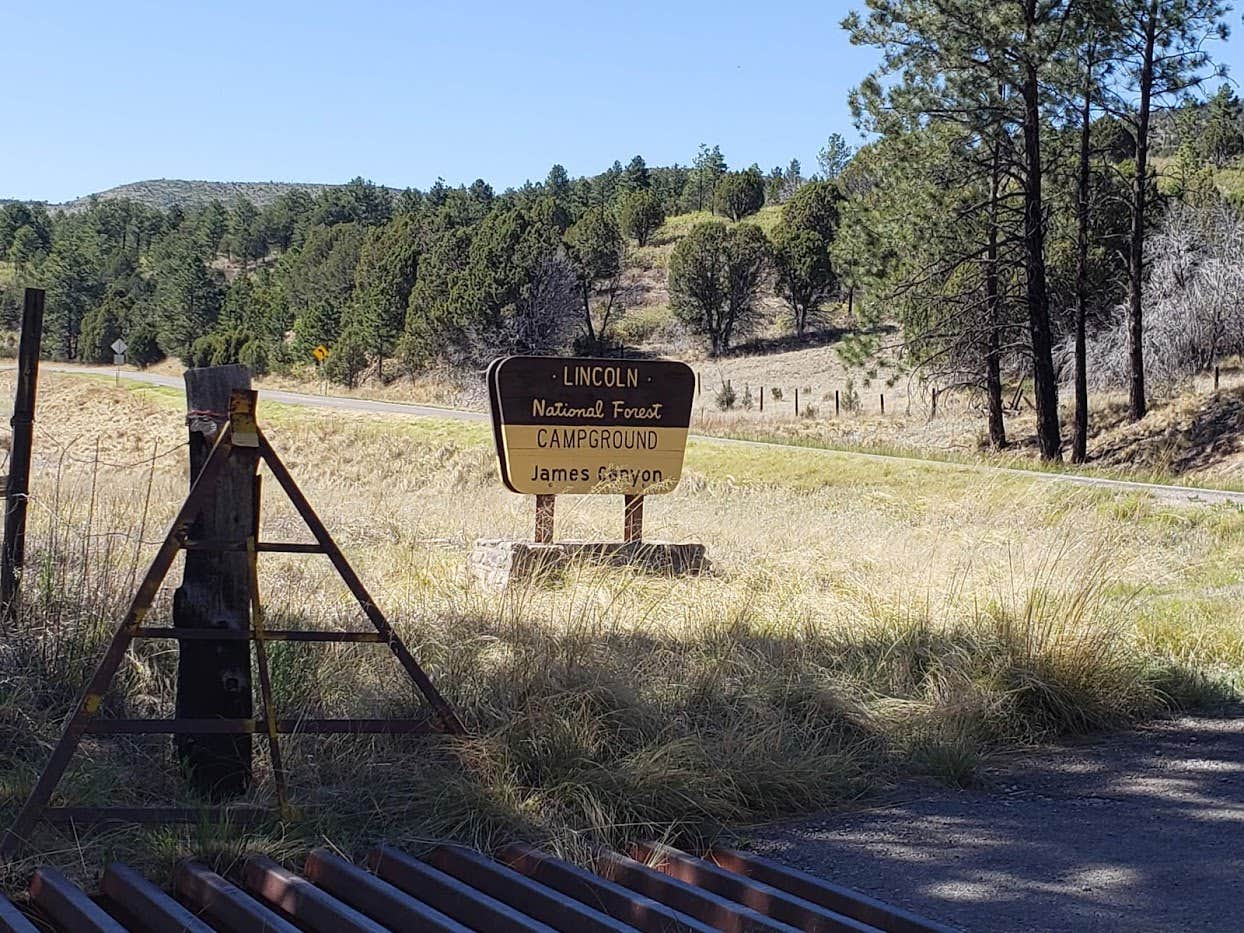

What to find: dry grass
left=0, top=374, right=1241, bottom=888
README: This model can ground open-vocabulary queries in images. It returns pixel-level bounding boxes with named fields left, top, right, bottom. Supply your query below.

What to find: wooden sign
left=488, top=356, right=694, bottom=496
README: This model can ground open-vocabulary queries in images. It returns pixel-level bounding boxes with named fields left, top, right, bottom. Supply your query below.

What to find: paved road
left=745, top=713, right=1244, bottom=932
left=23, top=364, right=1244, bottom=507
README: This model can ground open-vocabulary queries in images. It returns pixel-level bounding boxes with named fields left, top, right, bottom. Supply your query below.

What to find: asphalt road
left=22, top=364, right=1244, bottom=507
left=743, top=713, right=1244, bottom=932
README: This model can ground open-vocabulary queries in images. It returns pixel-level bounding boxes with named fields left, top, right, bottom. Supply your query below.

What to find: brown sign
left=488, top=356, right=695, bottom=495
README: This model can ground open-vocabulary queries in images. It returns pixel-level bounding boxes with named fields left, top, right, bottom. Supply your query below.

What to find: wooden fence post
left=175, top=364, right=255, bottom=798
left=1, top=288, right=45, bottom=617
left=624, top=495, right=644, bottom=543
left=794, top=387, right=799, bottom=416
left=880, top=393, right=885, bottom=415
left=759, top=386, right=764, bottom=412
left=835, top=390, right=840, bottom=416
left=535, top=495, right=555, bottom=544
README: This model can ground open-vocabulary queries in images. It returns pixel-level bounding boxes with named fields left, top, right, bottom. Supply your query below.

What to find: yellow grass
left=0, top=374, right=1241, bottom=885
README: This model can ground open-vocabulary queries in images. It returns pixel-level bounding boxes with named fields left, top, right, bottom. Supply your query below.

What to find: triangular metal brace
left=1, top=390, right=464, bottom=859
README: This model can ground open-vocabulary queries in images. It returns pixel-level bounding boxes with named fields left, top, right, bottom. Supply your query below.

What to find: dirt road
left=24, top=364, right=1244, bottom=507
left=744, top=713, right=1244, bottom=932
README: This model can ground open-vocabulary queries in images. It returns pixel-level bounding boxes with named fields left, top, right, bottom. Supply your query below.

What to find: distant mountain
left=16, top=178, right=404, bottom=212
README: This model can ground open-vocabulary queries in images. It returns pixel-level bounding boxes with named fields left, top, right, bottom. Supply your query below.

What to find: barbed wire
left=32, top=425, right=189, bottom=471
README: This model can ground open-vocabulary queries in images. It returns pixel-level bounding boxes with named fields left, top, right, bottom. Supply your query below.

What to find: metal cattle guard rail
left=0, top=389, right=464, bottom=859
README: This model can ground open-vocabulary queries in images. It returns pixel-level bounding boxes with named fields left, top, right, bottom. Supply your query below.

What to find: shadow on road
left=744, top=712, right=1244, bottom=932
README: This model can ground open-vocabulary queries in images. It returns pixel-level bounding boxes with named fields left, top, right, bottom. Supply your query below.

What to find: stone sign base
left=469, top=539, right=709, bottom=588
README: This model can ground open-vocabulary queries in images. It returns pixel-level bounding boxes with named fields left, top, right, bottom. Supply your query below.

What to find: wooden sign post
left=487, top=356, right=695, bottom=545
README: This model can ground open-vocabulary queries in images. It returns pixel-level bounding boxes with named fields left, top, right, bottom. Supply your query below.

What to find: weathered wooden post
left=534, top=494, right=555, bottom=544
left=623, top=495, right=644, bottom=543
left=880, top=393, right=885, bottom=415
left=1, top=288, right=45, bottom=617
left=175, top=364, right=255, bottom=797
left=759, top=387, right=764, bottom=413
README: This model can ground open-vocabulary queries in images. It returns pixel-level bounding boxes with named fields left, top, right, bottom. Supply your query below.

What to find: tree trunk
left=581, top=283, right=596, bottom=352
left=985, top=136, right=1007, bottom=450
left=1127, top=5, right=1157, bottom=421
left=174, top=364, right=255, bottom=798
left=1073, top=47, right=1095, bottom=463
left=1021, top=63, right=1062, bottom=461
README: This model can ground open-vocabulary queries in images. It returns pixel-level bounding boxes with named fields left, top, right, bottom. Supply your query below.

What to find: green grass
left=696, top=421, right=1244, bottom=494
left=649, top=206, right=784, bottom=252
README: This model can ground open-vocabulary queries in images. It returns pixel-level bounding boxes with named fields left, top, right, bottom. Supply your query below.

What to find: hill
left=15, top=178, right=403, bottom=212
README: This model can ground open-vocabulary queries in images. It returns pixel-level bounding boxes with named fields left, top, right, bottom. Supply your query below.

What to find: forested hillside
left=30, top=179, right=357, bottom=212
left=0, top=149, right=824, bottom=385
left=4, top=0, right=1244, bottom=467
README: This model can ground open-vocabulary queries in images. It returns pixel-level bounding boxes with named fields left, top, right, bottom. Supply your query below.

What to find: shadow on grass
left=0, top=600, right=1231, bottom=890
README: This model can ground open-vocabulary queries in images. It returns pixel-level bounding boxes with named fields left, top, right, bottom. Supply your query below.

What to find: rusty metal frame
left=0, top=390, right=463, bottom=859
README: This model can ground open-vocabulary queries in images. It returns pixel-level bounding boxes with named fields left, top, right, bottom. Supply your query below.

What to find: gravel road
left=742, top=713, right=1244, bottom=932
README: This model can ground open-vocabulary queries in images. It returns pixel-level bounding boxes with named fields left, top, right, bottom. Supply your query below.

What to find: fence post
left=1, top=288, right=45, bottom=617
left=624, top=495, right=644, bottom=543
left=175, top=364, right=255, bottom=798
left=835, top=390, right=840, bottom=416
left=535, top=494, right=555, bottom=544
left=880, top=393, right=885, bottom=415
left=794, top=387, right=799, bottom=416
left=759, top=386, right=764, bottom=413
left=1215, top=366, right=1220, bottom=391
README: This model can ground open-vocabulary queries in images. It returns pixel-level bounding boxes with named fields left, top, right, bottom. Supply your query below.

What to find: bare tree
left=1075, top=201, right=1244, bottom=390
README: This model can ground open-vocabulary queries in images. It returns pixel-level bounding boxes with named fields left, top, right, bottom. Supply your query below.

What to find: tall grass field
left=1, top=374, right=1241, bottom=886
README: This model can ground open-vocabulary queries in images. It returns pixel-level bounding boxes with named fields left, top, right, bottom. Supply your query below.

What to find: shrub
left=125, top=320, right=163, bottom=368
left=741, top=385, right=754, bottom=410
left=618, top=190, right=665, bottom=247
left=841, top=379, right=862, bottom=413
left=78, top=303, right=122, bottom=365
left=669, top=222, right=769, bottom=356
left=238, top=339, right=270, bottom=376
left=715, top=380, right=736, bottom=410
left=615, top=306, right=674, bottom=345
left=714, top=169, right=765, bottom=221
left=323, top=326, right=369, bottom=387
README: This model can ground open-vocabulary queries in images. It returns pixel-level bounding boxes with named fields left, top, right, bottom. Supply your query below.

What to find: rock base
left=469, top=539, right=709, bottom=588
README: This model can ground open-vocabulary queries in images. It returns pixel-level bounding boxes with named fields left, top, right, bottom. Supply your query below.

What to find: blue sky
left=5, top=1, right=1241, bottom=203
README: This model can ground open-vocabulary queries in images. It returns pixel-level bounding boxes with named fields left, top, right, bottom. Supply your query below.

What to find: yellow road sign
left=312, top=345, right=329, bottom=363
